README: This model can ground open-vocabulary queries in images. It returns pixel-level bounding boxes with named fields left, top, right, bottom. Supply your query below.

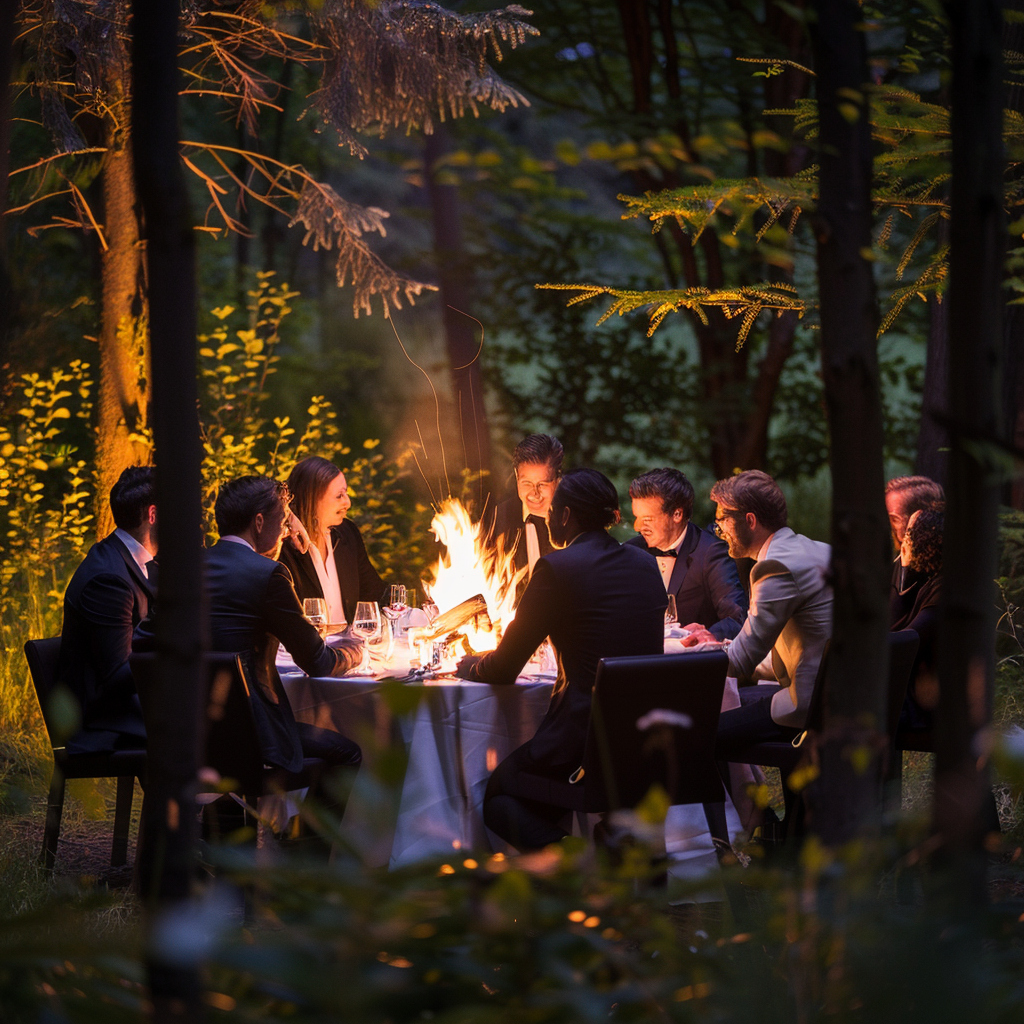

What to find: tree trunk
left=0, top=0, right=18, bottom=381
left=424, top=127, right=492, bottom=482
left=96, top=71, right=148, bottom=537
left=932, top=0, right=1003, bottom=909
left=808, top=0, right=890, bottom=844
left=915, top=242, right=950, bottom=486
left=131, top=0, right=206, bottom=1016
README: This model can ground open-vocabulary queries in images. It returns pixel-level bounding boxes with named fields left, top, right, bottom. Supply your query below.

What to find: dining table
left=278, top=635, right=763, bottom=876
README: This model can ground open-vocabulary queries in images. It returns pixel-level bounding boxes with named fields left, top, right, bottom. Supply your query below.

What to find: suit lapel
left=667, top=523, right=700, bottom=597
left=109, top=534, right=155, bottom=602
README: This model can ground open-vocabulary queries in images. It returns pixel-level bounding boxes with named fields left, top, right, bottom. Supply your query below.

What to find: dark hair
left=552, top=468, right=621, bottom=531
left=287, top=456, right=342, bottom=542
left=710, top=470, right=788, bottom=532
left=629, top=468, right=694, bottom=521
left=905, top=508, right=943, bottom=576
left=885, top=475, right=944, bottom=518
left=215, top=476, right=288, bottom=537
left=512, top=434, right=563, bottom=476
left=109, top=466, right=155, bottom=530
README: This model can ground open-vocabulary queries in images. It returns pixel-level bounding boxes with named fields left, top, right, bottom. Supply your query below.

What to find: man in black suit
left=627, top=468, right=747, bottom=640
left=458, top=469, right=667, bottom=852
left=58, top=466, right=157, bottom=755
left=484, top=434, right=563, bottom=581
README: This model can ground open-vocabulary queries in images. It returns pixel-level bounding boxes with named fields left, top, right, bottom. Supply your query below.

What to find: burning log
left=424, top=594, right=492, bottom=644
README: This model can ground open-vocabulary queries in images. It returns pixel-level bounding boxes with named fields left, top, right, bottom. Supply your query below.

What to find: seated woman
left=892, top=507, right=943, bottom=731
left=457, top=469, right=667, bottom=852
left=279, top=456, right=388, bottom=626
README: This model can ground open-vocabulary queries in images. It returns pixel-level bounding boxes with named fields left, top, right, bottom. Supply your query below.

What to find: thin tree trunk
left=933, top=0, right=1003, bottom=909
left=96, top=76, right=148, bottom=537
left=0, top=0, right=18, bottom=381
left=424, top=127, right=492, bottom=482
left=132, top=0, right=205, bottom=1016
left=809, top=0, right=890, bottom=844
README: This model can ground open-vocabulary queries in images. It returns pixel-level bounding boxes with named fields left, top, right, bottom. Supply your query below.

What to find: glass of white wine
left=352, top=601, right=381, bottom=643
left=303, top=597, right=329, bottom=638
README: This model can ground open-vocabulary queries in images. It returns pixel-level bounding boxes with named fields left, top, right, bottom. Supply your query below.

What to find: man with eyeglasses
left=627, top=468, right=747, bottom=640
left=485, top=434, right=563, bottom=580
left=709, top=470, right=833, bottom=747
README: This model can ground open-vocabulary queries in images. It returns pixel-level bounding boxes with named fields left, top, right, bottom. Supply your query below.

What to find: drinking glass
left=303, top=597, right=329, bottom=638
left=422, top=600, right=440, bottom=625
left=352, top=601, right=381, bottom=642
left=664, top=594, right=678, bottom=627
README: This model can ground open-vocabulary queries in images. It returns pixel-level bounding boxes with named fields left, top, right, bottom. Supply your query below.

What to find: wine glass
left=381, top=584, right=407, bottom=634
left=303, top=597, right=328, bottom=638
left=664, top=594, right=678, bottom=628
left=422, top=600, right=440, bottom=625
left=352, top=601, right=381, bottom=643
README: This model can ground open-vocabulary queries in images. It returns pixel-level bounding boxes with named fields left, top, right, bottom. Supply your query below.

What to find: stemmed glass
left=664, top=594, right=678, bottom=635
left=382, top=585, right=408, bottom=638
left=352, top=601, right=381, bottom=642
left=303, top=597, right=329, bottom=639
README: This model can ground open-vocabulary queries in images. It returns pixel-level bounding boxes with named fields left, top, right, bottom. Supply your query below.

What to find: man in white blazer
left=710, top=470, right=833, bottom=746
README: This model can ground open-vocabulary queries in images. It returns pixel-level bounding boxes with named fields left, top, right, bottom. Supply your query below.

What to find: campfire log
left=425, top=594, right=492, bottom=642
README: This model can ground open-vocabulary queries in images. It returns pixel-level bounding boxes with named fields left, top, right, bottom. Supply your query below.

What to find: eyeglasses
left=517, top=478, right=557, bottom=497
left=712, top=509, right=746, bottom=538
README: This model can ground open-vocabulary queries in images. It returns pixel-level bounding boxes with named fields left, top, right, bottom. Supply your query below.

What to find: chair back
left=581, top=650, right=729, bottom=813
left=202, top=652, right=265, bottom=800
left=24, top=637, right=65, bottom=748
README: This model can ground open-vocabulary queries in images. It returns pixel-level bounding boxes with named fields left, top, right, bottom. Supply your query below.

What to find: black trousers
left=715, top=684, right=800, bottom=749
left=483, top=743, right=573, bottom=853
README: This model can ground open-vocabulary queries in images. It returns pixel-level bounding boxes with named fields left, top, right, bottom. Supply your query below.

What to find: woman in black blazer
left=278, top=456, right=388, bottom=626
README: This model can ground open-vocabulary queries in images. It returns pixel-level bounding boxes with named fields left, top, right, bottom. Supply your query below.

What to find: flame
left=422, top=497, right=525, bottom=652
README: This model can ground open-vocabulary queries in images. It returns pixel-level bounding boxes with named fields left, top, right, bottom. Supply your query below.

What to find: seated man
left=136, top=476, right=363, bottom=820
left=58, top=466, right=156, bottom=754
left=484, top=434, right=563, bottom=580
left=458, top=469, right=666, bottom=852
left=710, top=471, right=833, bottom=747
left=884, top=475, right=944, bottom=624
left=627, top=467, right=748, bottom=640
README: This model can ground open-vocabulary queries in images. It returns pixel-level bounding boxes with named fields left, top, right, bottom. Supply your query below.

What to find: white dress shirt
left=309, top=537, right=346, bottom=624
left=114, top=528, right=153, bottom=578
left=521, top=501, right=542, bottom=576
left=655, top=525, right=688, bottom=590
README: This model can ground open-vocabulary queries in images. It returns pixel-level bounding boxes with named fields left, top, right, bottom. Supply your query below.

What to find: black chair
left=25, top=637, right=146, bottom=875
left=717, top=631, right=919, bottom=840
left=129, top=652, right=327, bottom=840
left=516, top=650, right=732, bottom=859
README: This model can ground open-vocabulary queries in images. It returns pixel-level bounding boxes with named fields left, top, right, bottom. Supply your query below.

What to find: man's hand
left=286, top=512, right=311, bottom=554
left=681, top=628, right=719, bottom=647
left=456, top=654, right=482, bottom=679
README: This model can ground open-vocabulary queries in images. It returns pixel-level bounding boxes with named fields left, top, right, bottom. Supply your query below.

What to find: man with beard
left=709, top=471, right=833, bottom=747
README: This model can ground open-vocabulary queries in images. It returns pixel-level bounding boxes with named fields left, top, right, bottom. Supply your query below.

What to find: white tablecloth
left=282, top=641, right=762, bottom=874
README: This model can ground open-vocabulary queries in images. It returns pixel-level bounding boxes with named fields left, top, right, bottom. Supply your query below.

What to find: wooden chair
left=717, top=631, right=919, bottom=840
left=25, top=637, right=146, bottom=875
left=515, top=650, right=732, bottom=859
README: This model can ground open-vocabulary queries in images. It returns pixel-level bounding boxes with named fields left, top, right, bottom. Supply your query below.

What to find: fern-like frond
left=878, top=246, right=948, bottom=335
left=536, top=281, right=806, bottom=345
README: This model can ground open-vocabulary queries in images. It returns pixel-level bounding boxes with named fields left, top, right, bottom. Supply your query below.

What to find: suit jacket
left=484, top=496, right=553, bottom=575
left=627, top=525, right=748, bottom=639
left=278, top=519, right=387, bottom=625
left=461, top=530, right=667, bottom=771
left=726, top=527, right=833, bottom=728
left=58, top=533, right=152, bottom=754
left=136, top=540, right=360, bottom=773
left=892, top=571, right=941, bottom=729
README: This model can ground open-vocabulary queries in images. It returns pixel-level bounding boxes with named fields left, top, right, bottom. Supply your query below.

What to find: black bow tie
left=525, top=515, right=547, bottom=530
left=649, top=547, right=677, bottom=558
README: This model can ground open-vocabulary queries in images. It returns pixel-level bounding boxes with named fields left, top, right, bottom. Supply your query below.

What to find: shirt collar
left=665, top=523, right=687, bottom=553
left=755, top=531, right=778, bottom=562
left=114, top=528, right=153, bottom=577
left=221, top=534, right=255, bottom=551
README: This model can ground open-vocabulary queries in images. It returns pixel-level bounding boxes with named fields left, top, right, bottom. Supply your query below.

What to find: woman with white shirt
left=278, top=456, right=388, bottom=626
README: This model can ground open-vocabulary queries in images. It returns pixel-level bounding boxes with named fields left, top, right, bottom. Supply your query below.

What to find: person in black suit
left=58, top=466, right=157, bottom=755
left=458, top=469, right=667, bottom=852
left=627, top=468, right=747, bottom=641
left=277, top=456, right=387, bottom=626
left=483, top=434, right=563, bottom=582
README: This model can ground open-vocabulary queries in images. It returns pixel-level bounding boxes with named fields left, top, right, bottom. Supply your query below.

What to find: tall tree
left=933, top=0, right=1003, bottom=908
left=131, top=0, right=204, bottom=1015
left=807, top=0, right=890, bottom=843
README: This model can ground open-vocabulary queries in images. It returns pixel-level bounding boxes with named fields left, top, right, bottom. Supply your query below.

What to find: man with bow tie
left=484, top=434, right=563, bottom=583
left=627, top=468, right=747, bottom=641
left=57, top=466, right=158, bottom=755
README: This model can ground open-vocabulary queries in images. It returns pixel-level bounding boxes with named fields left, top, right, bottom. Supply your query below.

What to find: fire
left=422, top=497, right=525, bottom=652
